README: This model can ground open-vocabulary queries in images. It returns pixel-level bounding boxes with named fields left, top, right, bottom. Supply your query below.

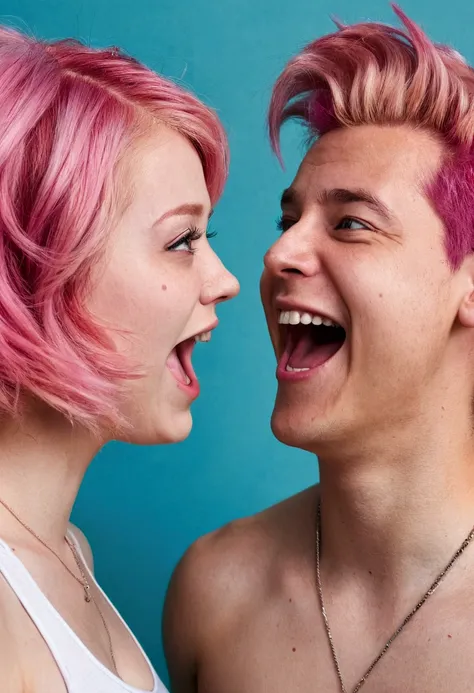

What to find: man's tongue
left=287, top=326, right=343, bottom=370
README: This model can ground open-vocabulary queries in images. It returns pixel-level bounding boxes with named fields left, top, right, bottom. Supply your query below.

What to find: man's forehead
left=292, top=124, right=444, bottom=197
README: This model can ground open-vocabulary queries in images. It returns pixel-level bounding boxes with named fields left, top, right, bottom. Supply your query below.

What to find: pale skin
left=0, top=126, right=239, bottom=693
left=163, top=124, right=474, bottom=692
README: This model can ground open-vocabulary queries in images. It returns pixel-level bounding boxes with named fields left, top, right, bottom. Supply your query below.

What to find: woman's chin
left=116, top=409, right=193, bottom=446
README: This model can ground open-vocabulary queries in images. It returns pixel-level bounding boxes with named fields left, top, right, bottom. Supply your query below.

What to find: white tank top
left=0, top=530, right=168, bottom=693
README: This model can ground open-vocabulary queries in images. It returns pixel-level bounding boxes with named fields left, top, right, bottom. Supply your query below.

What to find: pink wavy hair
left=269, top=5, right=474, bottom=271
left=0, top=25, right=228, bottom=428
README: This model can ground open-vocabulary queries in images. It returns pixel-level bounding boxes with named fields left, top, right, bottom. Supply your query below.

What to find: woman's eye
left=336, top=217, right=369, bottom=231
left=276, top=216, right=296, bottom=233
left=170, top=237, right=193, bottom=252
left=167, top=227, right=203, bottom=253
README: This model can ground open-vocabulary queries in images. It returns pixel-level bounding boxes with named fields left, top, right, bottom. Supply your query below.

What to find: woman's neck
left=0, top=407, right=103, bottom=551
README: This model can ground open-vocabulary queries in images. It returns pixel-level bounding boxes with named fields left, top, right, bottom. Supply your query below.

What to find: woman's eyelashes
left=276, top=215, right=371, bottom=234
left=276, top=215, right=293, bottom=233
left=167, top=225, right=218, bottom=254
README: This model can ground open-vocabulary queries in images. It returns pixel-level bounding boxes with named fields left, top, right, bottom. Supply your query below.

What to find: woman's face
left=88, top=127, right=239, bottom=444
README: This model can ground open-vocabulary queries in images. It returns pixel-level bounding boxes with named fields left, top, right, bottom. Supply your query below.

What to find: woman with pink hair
left=0, top=24, right=239, bottom=693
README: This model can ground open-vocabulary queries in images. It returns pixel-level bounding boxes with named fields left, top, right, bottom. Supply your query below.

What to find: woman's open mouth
left=166, top=329, right=213, bottom=398
left=277, top=310, right=346, bottom=381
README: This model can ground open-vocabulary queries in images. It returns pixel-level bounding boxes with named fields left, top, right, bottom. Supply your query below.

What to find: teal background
left=2, top=0, right=473, bottom=685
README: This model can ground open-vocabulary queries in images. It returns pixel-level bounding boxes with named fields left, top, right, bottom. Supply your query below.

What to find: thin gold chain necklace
left=315, top=499, right=474, bottom=693
left=0, top=495, right=118, bottom=676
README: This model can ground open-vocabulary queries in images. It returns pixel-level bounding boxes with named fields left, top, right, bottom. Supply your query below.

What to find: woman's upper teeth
left=278, top=310, right=339, bottom=327
left=195, top=331, right=211, bottom=343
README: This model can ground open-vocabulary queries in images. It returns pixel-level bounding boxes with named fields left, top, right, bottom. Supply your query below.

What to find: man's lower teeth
left=286, top=365, right=310, bottom=372
left=185, top=375, right=191, bottom=385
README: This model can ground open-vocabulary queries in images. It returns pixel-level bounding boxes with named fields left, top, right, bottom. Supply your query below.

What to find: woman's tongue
left=287, top=328, right=342, bottom=370
left=166, top=338, right=195, bottom=385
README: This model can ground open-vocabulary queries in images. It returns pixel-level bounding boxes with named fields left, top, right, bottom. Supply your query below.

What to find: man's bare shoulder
left=162, top=485, right=318, bottom=686
left=173, top=485, right=316, bottom=606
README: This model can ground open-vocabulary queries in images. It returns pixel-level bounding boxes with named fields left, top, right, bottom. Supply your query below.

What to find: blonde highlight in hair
left=268, top=5, right=474, bottom=269
left=270, top=6, right=474, bottom=150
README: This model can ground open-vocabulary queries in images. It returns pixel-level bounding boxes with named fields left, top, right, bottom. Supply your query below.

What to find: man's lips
left=272, top=307, right=346, bottom=381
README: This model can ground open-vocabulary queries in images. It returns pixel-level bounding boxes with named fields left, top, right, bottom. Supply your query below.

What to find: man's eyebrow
left=320, top=188, right=395, bottom=223
left=280, top=186, right=396, bottom=224
left=154, top=203, right=213, bottom=225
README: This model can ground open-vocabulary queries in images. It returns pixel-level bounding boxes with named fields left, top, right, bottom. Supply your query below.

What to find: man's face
left=261, top=124, right=472, bottom=453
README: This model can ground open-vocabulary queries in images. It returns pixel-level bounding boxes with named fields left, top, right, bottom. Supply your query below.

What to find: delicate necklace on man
left=315, top=498, right=474, bottom=693
left=0, top=495, right=118, bottom=675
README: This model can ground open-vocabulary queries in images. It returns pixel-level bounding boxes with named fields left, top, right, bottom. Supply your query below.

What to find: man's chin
left=270, top=401, right=345, bottom=454
left=271, top=409, right=319, bottom=453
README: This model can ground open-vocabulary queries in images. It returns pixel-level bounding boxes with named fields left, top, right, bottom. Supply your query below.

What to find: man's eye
left=335, top=217, right=369, bottom=231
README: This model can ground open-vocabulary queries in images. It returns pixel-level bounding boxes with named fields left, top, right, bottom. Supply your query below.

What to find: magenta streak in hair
left=268, top=4, right=474, bottom=270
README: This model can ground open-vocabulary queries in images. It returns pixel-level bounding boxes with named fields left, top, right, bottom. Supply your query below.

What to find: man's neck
left=317, top=412, right=474, bottom=597
left=0, top=407, right=104, bottom=552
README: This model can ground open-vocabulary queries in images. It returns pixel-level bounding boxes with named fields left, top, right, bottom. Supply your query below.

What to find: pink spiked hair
left=0, top=25, right=228, bottom=428
left=269, top=5, right=474, bottom=269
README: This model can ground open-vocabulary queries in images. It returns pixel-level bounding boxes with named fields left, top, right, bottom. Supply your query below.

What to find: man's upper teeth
left=195, top=331, right=211, bottom=343
left=278, top=310, right=339, bottom=327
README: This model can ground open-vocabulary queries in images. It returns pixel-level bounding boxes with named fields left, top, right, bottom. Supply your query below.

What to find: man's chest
left=197, top=601, right=474, bottom=693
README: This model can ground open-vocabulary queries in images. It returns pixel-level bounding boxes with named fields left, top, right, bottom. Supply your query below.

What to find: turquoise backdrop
left=2, top=0, right=473, bottom=685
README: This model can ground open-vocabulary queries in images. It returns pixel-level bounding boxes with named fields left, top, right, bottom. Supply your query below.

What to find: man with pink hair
left=164, top=7, right=474, bottom=692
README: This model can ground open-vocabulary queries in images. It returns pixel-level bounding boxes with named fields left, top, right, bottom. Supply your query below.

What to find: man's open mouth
left=166, top=330, right=212, bottom=391
left=277, top=310, right=346, bottom=375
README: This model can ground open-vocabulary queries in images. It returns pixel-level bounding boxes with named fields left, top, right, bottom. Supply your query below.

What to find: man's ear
left=458, top=256, right=474, bottom=328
